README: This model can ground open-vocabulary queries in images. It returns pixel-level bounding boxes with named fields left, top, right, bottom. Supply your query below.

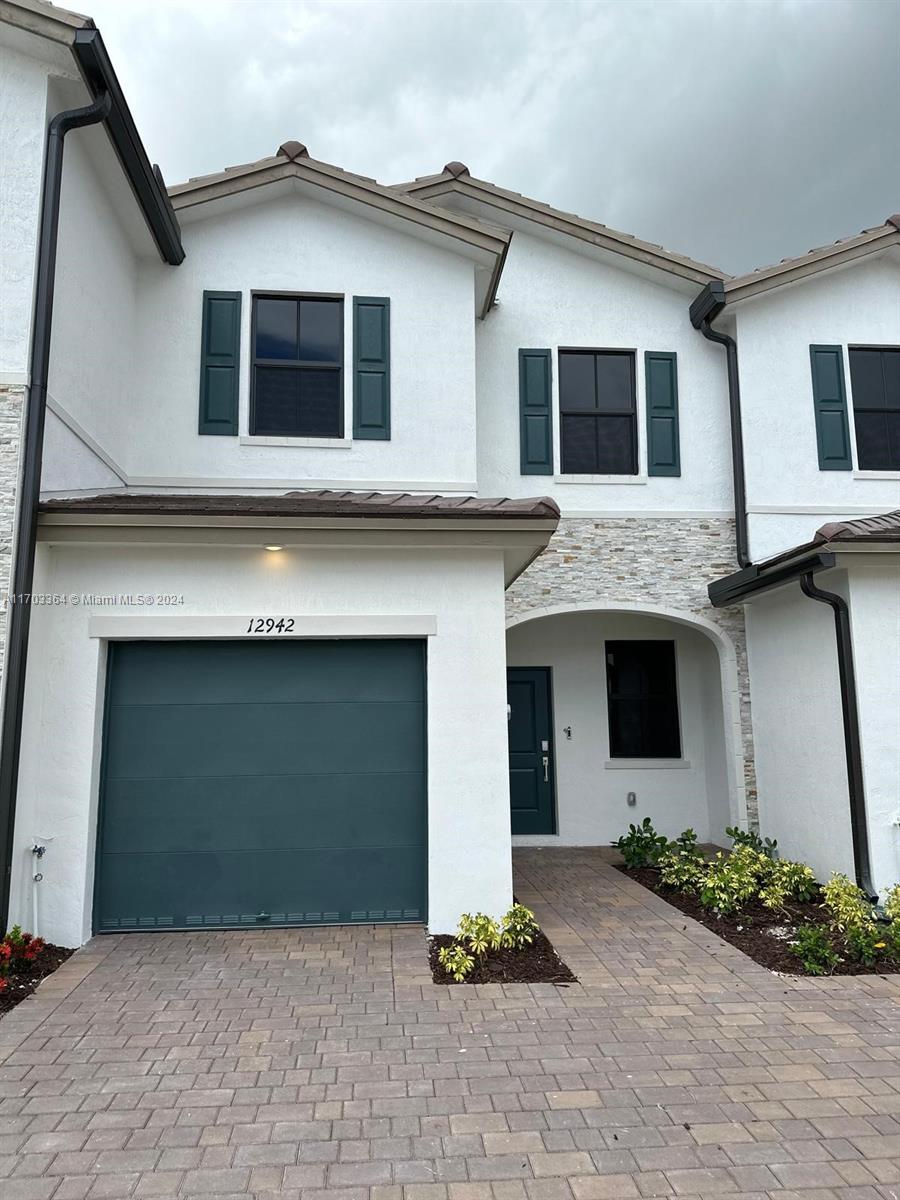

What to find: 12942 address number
left=246, top=617, right=295, bottom=633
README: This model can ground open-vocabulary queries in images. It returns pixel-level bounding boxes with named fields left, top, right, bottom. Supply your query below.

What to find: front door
left=507, top=667, right=556, bottom=834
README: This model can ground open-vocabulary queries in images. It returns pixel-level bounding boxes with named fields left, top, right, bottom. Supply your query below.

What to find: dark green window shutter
left=645, top=351, right=680, bottom=477
left=519, top=349, right=553, bottom=474
left=198, top=291, right=241, bottom=435
left=353, top=297, right=390, bottom=440
left=810, top=345, right=852, bottom=470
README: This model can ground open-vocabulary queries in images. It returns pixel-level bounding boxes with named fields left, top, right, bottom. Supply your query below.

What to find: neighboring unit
left=0, top=0, right=897, bottom=948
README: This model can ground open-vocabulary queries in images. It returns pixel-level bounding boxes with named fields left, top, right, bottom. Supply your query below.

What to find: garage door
left=95, top=639, right=427, bottom=931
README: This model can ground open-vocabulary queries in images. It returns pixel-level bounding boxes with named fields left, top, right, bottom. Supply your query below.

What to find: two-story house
left=1, top=0, right=897, bottom=949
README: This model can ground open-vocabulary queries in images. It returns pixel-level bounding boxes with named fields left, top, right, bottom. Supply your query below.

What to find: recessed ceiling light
left=264, top=544, right=283, bottom=552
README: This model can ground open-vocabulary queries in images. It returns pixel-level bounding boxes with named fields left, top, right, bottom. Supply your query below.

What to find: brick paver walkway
left=1, top=848, right=899, bottom=1200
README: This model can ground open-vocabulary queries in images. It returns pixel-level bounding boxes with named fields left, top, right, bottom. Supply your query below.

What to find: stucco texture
left=506, top=516, right=757, bottom=826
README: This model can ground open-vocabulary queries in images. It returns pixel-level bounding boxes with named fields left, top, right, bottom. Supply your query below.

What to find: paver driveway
left=1, top=848, right=899, bottom=1200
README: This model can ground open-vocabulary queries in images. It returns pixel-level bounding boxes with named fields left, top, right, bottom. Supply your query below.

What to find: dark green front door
left=95, top=639, right=427, bottom=931
left=507, top=667, right=556, bottom=834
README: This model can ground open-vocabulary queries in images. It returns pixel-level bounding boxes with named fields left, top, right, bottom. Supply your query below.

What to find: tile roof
left=813, top=510, right=900, bottom=545
left=39, top=490, right=561, bottom=522
left=392, top=163, right=728, bottom=284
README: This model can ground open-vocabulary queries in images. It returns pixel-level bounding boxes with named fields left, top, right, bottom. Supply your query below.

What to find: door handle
left=542, top=755, right=549, bottom=783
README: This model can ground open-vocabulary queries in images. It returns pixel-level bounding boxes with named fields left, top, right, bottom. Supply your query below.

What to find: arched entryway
left=505, top=602, right=747, bottom=847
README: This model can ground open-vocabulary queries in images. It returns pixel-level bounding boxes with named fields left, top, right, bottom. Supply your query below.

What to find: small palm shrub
left=436, top=905, right=541, bottom=981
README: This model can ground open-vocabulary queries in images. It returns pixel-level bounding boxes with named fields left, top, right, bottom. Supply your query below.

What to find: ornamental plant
left=725, top=825, right=779, bottom=861
left=790, top=923, right=841, bottom=976
left=821, top=874, right=876, bottom=935
left=0, top=926, right=46, bottom=995
left=437, top=905, right=541, bottom=981
left=699, top=845, right=772, bottom=915
left=759, top=859, right=818, bottom=911
left=613, top=818, right=669, bottom=869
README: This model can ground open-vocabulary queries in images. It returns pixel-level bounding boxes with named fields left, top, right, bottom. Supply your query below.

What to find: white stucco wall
left=506, top=610, right=732, bottom=846
left=10, top=540, right=513, bottom=946
left=847, top=561, right=900, bottom=894
left=736, top=257, right=900, bottom=562
left=0, top=43, right=49, bottom=378
left=114, top=193, right=479, bottom=489
left=745, top=573, right=855, bottom=883
left=47, top=124, right=139, bottom=467
left=475, top=231, right=733, bottom=516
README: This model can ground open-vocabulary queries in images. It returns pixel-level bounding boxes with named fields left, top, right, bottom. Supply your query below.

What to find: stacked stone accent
left=506, top=516, right=757, bottom=824
left=0, top=386, right=24, bottom=677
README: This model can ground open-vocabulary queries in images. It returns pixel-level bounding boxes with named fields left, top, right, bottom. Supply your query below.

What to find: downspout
left=0, top=92, right=111, bottom=933
left=689, top=281, right=750, bottom=569
left=800, top=573, right=877, bottom=900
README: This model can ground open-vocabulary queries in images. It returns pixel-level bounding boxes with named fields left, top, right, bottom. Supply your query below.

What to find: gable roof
left=393, top=162, right=727, bottom=285
left=722, top=216, right=900, bottom=304
left=168, top=142, right=510, bottom=318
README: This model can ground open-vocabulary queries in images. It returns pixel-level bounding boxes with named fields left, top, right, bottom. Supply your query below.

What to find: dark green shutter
left=353, top=297, right=390, bottom=439
left=198, top=291, right=241, bottom=435
left=810, top=345, right=852, bottom=470
left=519, top=349, right=553, bottom=474
left=645, top=351, right=680, bottom=477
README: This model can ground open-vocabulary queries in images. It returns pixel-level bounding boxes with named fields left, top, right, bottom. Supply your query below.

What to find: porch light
left=264, top=544, right=283, bottom=552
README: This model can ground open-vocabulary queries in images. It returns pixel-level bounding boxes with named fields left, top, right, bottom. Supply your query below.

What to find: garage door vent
left=100, top=915, right=174, bottom=929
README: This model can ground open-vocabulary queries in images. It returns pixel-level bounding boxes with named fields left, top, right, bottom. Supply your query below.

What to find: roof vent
left=886, top=213, right=900, bottom=231
left=277, top=140, right=309, bottom=161
left=443, top=161, right=470, bottom=178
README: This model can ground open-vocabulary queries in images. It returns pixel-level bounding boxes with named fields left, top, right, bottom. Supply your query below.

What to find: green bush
left=759, top=859, right=818, bottom=911
left=845, top=926, right=886, bottom=967
left=658, top=847, right=706, bottom=892
left=614, top=817, right=669, bottom=868
left=821, top=874, right=876, bottom=935
left=699, top=845, right=772, bottom=915
left=437, top=905, right=541, bottom=981
left=791, top=924, right=840, bottom=975
left=725, top=825, right=778, bottom=861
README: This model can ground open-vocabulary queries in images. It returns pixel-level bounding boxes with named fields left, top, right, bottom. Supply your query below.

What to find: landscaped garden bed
left=429, top=905, right=577, bottom=984
left=614, top=818, right=900, bottom=977
left=0, top=927, right=74, bottom=1018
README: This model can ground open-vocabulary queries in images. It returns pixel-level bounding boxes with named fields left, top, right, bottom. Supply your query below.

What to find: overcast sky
left=85, top=0, right=899, bottom=276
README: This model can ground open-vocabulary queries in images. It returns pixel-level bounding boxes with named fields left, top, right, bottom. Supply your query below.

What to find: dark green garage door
left=95, top=639, right=427, bottom=932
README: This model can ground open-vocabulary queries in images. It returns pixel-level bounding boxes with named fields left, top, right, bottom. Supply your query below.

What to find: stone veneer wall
left=0, top=386, right=24, bottom=677
left=505, top=516, right=758, bottom=826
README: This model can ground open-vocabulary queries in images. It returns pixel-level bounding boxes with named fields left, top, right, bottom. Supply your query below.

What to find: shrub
left=821, top=874, right=876, bottom=935
left=437, top=942, right=475, bottom=981
left=458, top=912, right=502, bottom=955
left=500, top=904, right=539, bottom=949
left=657, top=830, right=705, bottom=893
left=614, top=818, right=669, bottom=869
left=0, top=927, right=46, bottom=994
left=699, top=845, right=772, bottom=915
left=791, top=924, right=841, bottom=975
left=759, top=860, right=818, bottom=911
left=437, top=905, right=541, bottom=982
left=883, top=884, right=900, bottom=924
left=845, top=926, right=886, bottom=967
left=725, top=825, right=778, bottom=861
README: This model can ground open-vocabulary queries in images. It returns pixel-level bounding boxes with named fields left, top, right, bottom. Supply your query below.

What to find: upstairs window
left=251, top=295, right=343, bottom=437
left=606, top=640, right=681, bottom=758
left=559, top=349, right=637, bottom=474
left=849, top=347, right=900, bottom=470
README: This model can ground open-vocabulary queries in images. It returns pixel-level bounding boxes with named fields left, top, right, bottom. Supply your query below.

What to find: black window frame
left=249, top=291, right=345, bottom=438
left=848, top=345, right=900, bottom=472
left=605, top=639, right=682, bottom=759
left=558, top=347, right=638, bottom=476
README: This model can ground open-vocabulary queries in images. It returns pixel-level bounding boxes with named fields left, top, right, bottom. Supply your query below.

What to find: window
left=849, top=347, right=900, bottom=470
left=606, top=640, right=680, bottom=758
left=251, top=295, right=343, bottom=437
left=559, top=350, right=637, bottom=474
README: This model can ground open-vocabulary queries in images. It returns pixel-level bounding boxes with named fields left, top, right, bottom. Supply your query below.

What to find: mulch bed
left=620, top=865, right=900, bottom=976
left=429, top=930, right=578, bottom=985
left=0, top=945, right=74, bottom=1018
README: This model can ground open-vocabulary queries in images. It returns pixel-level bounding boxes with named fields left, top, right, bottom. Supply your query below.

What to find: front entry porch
left=506, top=605, right=746, bottom=847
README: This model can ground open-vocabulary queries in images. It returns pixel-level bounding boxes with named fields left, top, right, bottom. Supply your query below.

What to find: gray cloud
left=89, top=0, right=899, bottom=274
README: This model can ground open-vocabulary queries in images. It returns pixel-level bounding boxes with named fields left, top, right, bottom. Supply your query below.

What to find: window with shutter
left=849, top=347, right=900, bottom=470
left=559, top=349, right=637, bottom=475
